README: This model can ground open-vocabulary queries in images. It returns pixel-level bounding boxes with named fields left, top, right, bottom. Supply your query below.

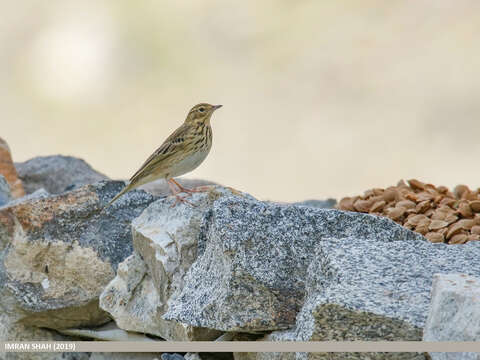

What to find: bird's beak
left=212, top=104, right=223, bottom=111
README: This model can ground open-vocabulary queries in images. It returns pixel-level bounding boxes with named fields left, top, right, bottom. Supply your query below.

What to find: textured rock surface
left=424, top=274, right=480, bottom=360
left=140, top=178, right=217, bottom=197
left=0, top=180, right=156, bottom=330
left=164, top=196, right=426, bottom=332
left=100, top=252, right=221, bottom=340
left=294, top=239, right=480, bottom=342
left=0, top=175, right=11, bottom=206
left=102, top=186, right=239, bottom=340
left=290, top=198, right=336, bottom=209
left=0, top=309, right=89, bottom=360
left=57, top=321, right=155, bottom=341
left=15, top=155, right=108, bottom=194
left=161, top=355, right=185, bottom=360
left=0, top=138, right=25, bottom=198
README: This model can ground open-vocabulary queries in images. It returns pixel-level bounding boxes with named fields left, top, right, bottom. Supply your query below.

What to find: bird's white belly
left=167, top=149, right=210, bottom=178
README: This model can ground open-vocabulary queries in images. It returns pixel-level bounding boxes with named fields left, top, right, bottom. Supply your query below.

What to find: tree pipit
left=107, top=103, right=222, bottom=207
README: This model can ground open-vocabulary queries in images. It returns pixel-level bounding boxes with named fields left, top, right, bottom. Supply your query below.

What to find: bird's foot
left=170, top=194, right=196, bottom=208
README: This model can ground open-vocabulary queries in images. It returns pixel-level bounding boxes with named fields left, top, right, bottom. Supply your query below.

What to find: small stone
left=446, top=222, right=463, bottom=240
left=467, top=234, right=480, bottom=242
left=408, top=179, right=426, bottom=191
left=338, top=197, right=355, bottom=211
left=415, top=223, right=429, bottom=235
left=386, top=206, right=405, bottom=221
left=382, top=188, right=399, bottom=202
left=449, top=233, right=468, bottom=244
left=396, top=200, right=416, bottom=209
left=458, top=202, right=473, bottom=218
left=370, top=200, right=386, bottom=212
left=353, top=199, right=372, bottom=213
left=445, top=214, right=459, bottom=225
left=456, top=219, right=475, bottom=230
left=415, top=200, right=431, bottom=213
left=453, top=185, right=470, bottom=199
left=470, top=200, right=480, bottom=213
left=425, top=232, right=444, bottom=243
left=416, top=192, right=434, bottom=202
left=429, top=220, right=448, bottom=231
left=472, top=226, right=480, bottom=235
left=407, top=214, right=428, bottom=226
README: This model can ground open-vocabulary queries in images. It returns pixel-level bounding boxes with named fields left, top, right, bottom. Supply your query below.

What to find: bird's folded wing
left=129, top=124, right=189, bottom=184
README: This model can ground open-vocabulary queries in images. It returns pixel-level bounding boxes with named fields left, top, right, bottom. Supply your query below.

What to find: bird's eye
left=198, top=107, right=205, bottom=113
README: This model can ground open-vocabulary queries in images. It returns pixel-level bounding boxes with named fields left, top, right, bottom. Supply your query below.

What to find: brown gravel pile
left=337, top=179, right=480, bottom=244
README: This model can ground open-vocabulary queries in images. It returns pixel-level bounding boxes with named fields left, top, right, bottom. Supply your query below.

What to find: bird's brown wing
left=128, top=123, right=190, bottom=185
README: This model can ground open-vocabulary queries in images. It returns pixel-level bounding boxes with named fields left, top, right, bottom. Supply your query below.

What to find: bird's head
left=185, top=103, right=222, bottom=125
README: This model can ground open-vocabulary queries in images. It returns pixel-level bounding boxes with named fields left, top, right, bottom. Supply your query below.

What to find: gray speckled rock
left=114, top=186, right=247, bottom=339
left=140, top=178, right=217, bottom=197
left=161, top=354, right=185, bottom=360
left=423, top=274, right=480, bottom=360
left=57, top=321, right=155, bottom=341
left=100, top=252, right=221, bottom=340
left=0, top=180, right=156, bottom=330
left=15, top=155, right=108, bottom=194
left=291, top=198, right=336, bottom=209
left=0, top=175, right=11, bottom=206
left=294, top=240, right=480, bottom=343
left=164, top=195, right=425, bottom=332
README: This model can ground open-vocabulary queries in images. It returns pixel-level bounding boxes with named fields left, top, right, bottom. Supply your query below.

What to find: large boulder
left=15, top=155, right=108, bottom=194
left=423, top=274, right=480, bottom=360
left=139, top=178, right=217, bottom=197
left=101, top=186, right=238, bottom=340
left=163, top=194, right=426, bottom=332
left=100, top=252, right=222, bottom=340
left=293, top=239, right=480, bottom=343
left=0, top=180, right=156, bottom=330
left=0, top=137, right=25, bottom=198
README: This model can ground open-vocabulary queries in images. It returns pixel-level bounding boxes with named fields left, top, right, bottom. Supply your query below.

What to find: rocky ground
left=0, top=137, right=479, bottom=360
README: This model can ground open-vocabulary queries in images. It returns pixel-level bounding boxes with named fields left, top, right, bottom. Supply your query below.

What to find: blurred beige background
left=1, top=0, right=479, bottom=202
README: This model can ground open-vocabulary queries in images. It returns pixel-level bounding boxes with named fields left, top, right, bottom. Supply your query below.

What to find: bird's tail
left=104, top=183, right=133, bottom=209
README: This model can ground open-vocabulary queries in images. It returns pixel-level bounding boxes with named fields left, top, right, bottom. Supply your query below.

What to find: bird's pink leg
left=167, top=179, right=195, bottom=207
left=170, top=178, right=210, bottom=194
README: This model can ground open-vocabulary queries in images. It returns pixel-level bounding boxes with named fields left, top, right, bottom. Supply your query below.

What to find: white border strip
left=2, top=341, right=480, bottom=353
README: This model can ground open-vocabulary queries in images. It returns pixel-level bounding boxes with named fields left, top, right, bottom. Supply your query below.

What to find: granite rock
left=140, top=178, right=217, bottom=197
left=293, top=239, right=480, bottom=343
left=423, top=274, right=480, bottom=360
left=15, top=155, right=108, bottom=194
left=0, top=138, right=25, bottom=198
left=290, top=198, right=337, bottom=209
left=161, top=355, right=185, bottom=360
left=102, top=186, right=241, bottom=340
left=0, top=180, right=156, bottom=330
left=164, top=195, right=425, bottom=332
left=0, top=175, right=11, bottom=206
left=100, top=252, right=221, bottom=340
left=57, top=321, right=155, bottom=341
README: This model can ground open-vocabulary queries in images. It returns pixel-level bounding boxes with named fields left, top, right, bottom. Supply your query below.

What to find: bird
left=106, top=103, right=222, bottom=208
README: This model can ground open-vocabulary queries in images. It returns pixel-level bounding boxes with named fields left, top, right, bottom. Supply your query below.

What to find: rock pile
left=1, top=139, right=480, bottom=360
left=337, top=179, right=480, bottom=244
